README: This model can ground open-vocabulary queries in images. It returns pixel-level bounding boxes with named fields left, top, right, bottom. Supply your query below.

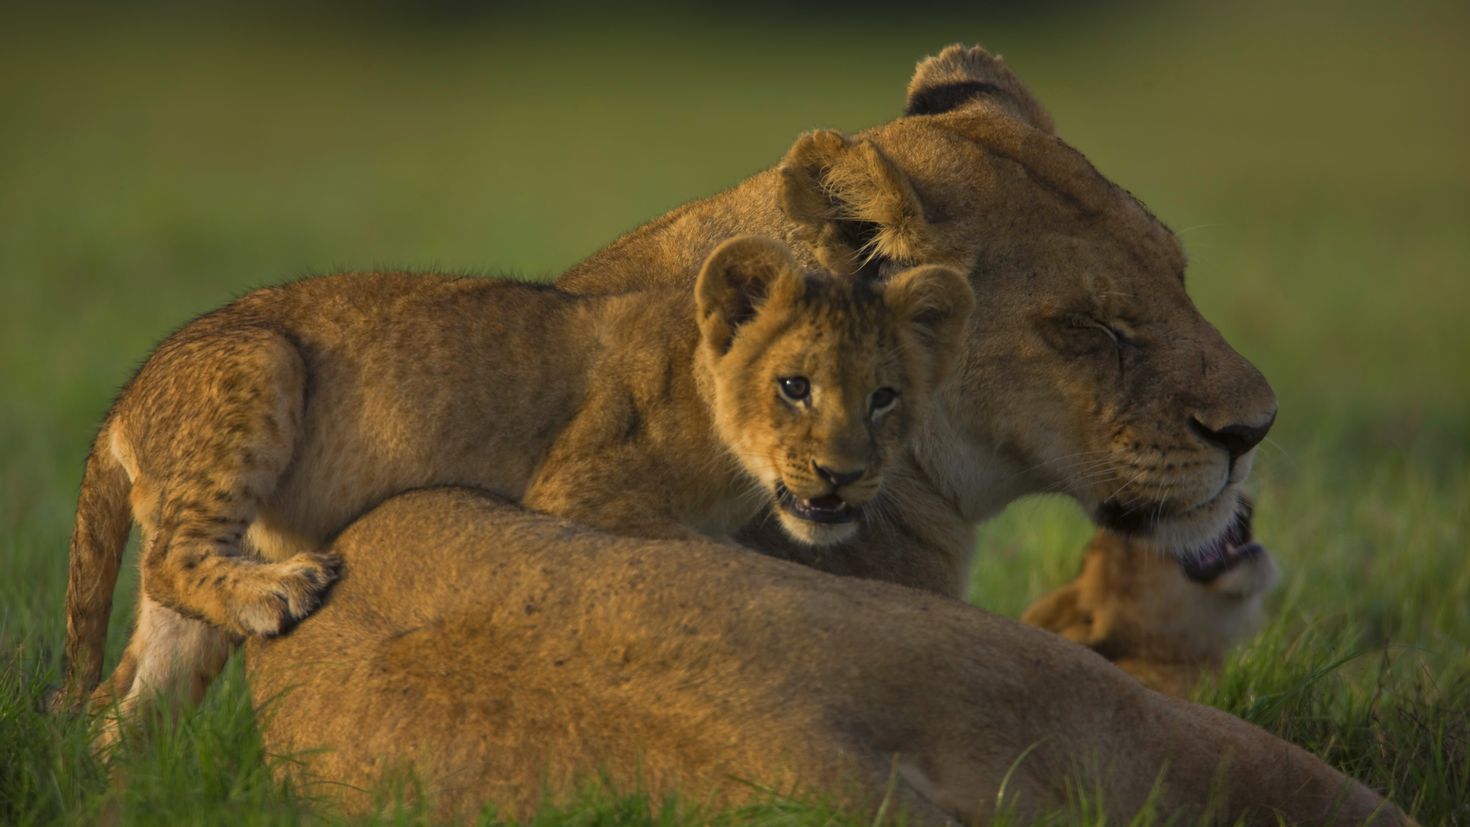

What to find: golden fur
left=238, top=46, right=1384, bottom=822
left=56, top=237, right=971, bottom=746
left=247, top=487, right=1408, bottom=826
left=556, top=44, right=1280, bottom=607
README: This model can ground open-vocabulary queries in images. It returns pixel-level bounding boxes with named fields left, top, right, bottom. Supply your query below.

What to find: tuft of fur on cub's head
left=694, top=235, right=972, bottom=546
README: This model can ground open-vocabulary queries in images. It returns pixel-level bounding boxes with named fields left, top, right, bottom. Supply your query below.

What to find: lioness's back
left=249, top=488, right=1406, bottom=826
left=249, top=488, right=989, bottom=819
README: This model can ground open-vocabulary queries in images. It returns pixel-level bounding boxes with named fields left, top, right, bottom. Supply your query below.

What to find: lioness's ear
left=778, top=129, right=931, bottom=274
left=695, top=236, right=803, bottom=354
left=881, top=264, right=974, bottom=380
left=905, top=43, right=1054, bottom=134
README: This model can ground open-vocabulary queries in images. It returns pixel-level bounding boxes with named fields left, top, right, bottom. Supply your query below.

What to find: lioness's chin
left=1095, top=487, right=1247, bottom=561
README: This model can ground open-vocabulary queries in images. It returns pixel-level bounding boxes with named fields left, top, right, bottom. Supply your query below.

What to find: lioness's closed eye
left=56, top=233, right=973, bottom=749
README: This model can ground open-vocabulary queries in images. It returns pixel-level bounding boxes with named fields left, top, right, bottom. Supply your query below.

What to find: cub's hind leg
left=119, top=325, right=337, bottom=638
left=91, top=326, right=335, bottom=744
left=90, top=594, right=234, bottom=752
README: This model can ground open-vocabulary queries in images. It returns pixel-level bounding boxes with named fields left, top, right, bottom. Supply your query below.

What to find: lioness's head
left=694, top=236, right=972, bottom=546
left=775, top=44, right=1278, bottom=559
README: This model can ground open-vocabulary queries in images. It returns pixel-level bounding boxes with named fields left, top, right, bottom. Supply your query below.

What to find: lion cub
left=56, top=236, right=972, bottom=742
left=1022, top=499, right=1280, bottom=696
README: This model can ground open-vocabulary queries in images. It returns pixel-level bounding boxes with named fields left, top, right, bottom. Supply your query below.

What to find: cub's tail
left=51, top=428, right=133, bottom=713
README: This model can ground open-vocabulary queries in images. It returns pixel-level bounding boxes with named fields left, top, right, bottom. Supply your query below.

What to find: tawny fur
left=556, top=44, right=1279, bottom=612
left=58, top=238, right=971, bottom=747
left=1022, top=529, right=1280, bottom=697
left=247, top=488, right=1409, bottom=826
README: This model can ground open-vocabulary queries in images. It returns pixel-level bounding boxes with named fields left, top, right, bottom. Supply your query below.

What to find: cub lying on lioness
left=58, top=236, right=972, bottom=744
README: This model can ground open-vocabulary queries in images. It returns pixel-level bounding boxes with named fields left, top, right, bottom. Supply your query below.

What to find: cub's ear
left=778, top=129, right=932, bottom=274
left=695, top=236, right=803, bottom=355
left=905, top=43, right=1054, bottom=134
left=880, top=264, right=974, bottom=381
left=1018, top=579, right=1094, bottom=644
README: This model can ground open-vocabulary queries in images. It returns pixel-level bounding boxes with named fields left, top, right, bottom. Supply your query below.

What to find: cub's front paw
left=229, top=552, right=340, bottom=636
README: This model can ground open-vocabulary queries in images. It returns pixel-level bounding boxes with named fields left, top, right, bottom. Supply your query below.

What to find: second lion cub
left=57, top=236, right=972, bottom=744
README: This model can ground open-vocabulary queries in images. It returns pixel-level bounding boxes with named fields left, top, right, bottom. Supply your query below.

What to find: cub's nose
left=1189, top=408, right=1277, bottom=462
left=813, top=462, right=865, bottom=489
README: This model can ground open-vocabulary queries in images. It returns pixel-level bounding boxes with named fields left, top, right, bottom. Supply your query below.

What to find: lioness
left=556, top=45, right=1279, bottom=628
left=57, top=237, right=972, bottom=742
left=1023, top=499, right=1281, bottom=696
left=248, top=487, right=1408, bottom=826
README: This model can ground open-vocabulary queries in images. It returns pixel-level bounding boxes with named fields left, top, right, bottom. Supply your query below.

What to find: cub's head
left=1022, top=500, right=1280, bottom=695
left=694, top=236, right=972, bottom=546
left=773, top=44, right=1278, bottom=560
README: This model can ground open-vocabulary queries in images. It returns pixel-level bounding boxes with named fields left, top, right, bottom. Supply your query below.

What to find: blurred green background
left=1, top=1, right=1466, bottom=823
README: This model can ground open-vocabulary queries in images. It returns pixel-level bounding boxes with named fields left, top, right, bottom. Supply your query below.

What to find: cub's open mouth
left=1180, top=498, right=1264, bottom=583
left=775, top=482, right=860, bottom=525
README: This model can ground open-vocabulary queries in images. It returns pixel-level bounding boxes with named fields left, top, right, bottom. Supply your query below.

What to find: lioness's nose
left=1190, top=408, right=1277, bottom=462
left=814, top=462, right=865, bottom=488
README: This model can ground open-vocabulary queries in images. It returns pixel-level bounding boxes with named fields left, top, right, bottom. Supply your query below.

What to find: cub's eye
left=869, top=387, right=900, bottom=416
left=777, top=376, right=811, bottom=404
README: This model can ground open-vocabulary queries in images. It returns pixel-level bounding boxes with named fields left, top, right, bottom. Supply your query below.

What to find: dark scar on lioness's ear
left=906, top=81, right=1007, bottom=117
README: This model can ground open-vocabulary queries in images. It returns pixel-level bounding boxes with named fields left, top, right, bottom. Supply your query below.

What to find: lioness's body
left=248, top=488, right=1407, bottom=826
left=64, top=240, right=969, bottom=741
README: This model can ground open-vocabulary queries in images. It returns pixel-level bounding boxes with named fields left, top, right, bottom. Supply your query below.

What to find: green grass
left=2, top=1, right=1467, bottom=824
